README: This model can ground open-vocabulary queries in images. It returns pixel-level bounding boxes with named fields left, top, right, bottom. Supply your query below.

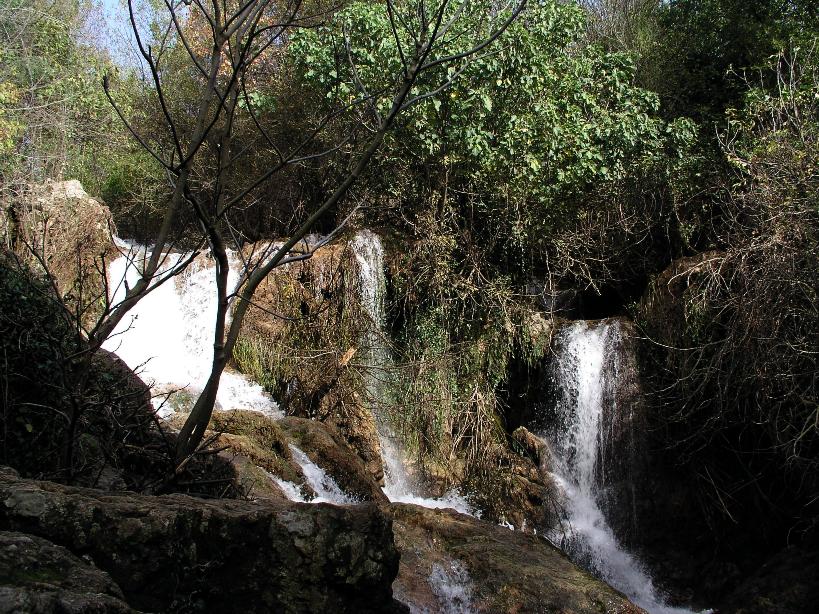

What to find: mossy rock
left=279, top=416, right=388, bottom=504
left=463, top=438, right=558, bottom=536
left=0, top=468, right=402, bottom=613
left=0, top=530, right=132, bottom=612
left=165, top=410, right=309, bottom=498
left=208, top=410, right=292, bottom=460
left=390, top=503, right=644, bottom=613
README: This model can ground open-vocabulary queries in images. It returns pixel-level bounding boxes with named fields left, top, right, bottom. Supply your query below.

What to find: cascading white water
left=103, top=240, right=279, bottom=418
left=546, top=320, right=697, bottom=614
left=350, top=230, right=474, bottom=516
left=426, top=560, right=476, bottom=614
left=271, top=444, right=356, bottom=504
left=269, top=473, right=307, bottom=502
left=289, top=444, right=357, bottom=504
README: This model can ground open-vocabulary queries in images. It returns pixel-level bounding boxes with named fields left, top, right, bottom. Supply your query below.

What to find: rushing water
left=350, top=230, right=474, bottom=516
left=103, top=240, right=279, bottom=418
left=106, top=233, right=473, bottom=514
left=545, top=320, right=697, bottom=614
left=271, top=444, right=356, bottom=504
left=426, top=560, right=476, bottom=614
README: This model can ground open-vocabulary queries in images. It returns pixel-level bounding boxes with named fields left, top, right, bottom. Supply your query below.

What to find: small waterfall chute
left=269, top=474, right=307, bottom=502
left=427, top=560, right=476, bottom=614
left=350, top=230, right=475, bottom=516
left=272, top=444, right=357, bottom=505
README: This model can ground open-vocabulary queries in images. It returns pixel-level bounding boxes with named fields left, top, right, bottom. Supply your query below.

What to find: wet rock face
left=512, top=425, right=553, bottom=472
left=466, top=438, right=559, bottom=536
left=0, top=467, right=401, bottom=613
left=324, top=397, right=385, bottom=486
left=278, top=416, right=388, bottom=503
left=502, top=313, right=555, bottom=431
left=164, top=410, right=387, bottom=504
left=594, top=317, right=646, bottom=547
left=390, top=503, right=645, bottom=614
left=236, top=239, right=386, bottom=484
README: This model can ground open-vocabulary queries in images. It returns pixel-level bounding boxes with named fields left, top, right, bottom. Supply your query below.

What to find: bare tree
left=97, top=0, right=526, bottom=465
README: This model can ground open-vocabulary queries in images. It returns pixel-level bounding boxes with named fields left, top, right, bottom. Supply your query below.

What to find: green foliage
left=0, top=0, right=123, bottom=192
left=293, top=1, right=692, bottom=219
left=4, top=0, right=813, bottom=552
left=652, top=0, right=819, bottom=120
left=288, top=0, right=695, bottom=480
left=233, top=337, right=282, bottom=395
left=387, top=300, right=509, bottom=468
left=100, top=138, right=169, bottom=241
left=292, top=1, right=695, bottom=295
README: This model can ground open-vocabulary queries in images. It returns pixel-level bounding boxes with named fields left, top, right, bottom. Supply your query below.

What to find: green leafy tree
left=296, top=0, right=693, bottom=243
left=0, top=0, right=121, bottom=193
left=291, top=0, right=694, bottom=476
left=653, top=0, right=819, bottom=120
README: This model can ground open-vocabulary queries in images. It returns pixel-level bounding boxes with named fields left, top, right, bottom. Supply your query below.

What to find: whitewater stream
left=103, top=240, right=279, bottom=418
left=271, top=443, right=358, bottom=505
left=545, top=320, right=699, bottom=614
left=351, top=230, right=475, bottom=516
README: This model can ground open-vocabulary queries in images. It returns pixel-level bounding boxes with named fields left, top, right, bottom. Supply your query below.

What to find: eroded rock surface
left=236, top=239, right=386, bottom=484
left=9, top=180, right=117, bottom=324
left=279, top=416, right=388, bottom=503
left=0, top=531, right=133, bottom=613
left=390, top=503, right=645, bottom=613
left=0, top=467, right=401, bottom=613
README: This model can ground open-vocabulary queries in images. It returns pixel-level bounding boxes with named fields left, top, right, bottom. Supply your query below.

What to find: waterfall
left=545, top=320, right=698, bottom=614
left=103, top=240, right=279, bottom=418
left=350, top=230, right=474, bottom=515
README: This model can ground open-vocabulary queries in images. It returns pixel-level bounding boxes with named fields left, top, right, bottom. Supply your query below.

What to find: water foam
left=269, top=474, right=306, bottom=502
left=289, top=444, right=357, bottom=504
left=427, top=560, right=476, bottom=614
left=267, top=445, right=356, bottom=505
left=104, top=241, right=279, bottom=418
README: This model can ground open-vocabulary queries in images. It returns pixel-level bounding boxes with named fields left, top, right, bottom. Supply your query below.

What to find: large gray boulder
left=0, top=467, right=401, bottom=613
